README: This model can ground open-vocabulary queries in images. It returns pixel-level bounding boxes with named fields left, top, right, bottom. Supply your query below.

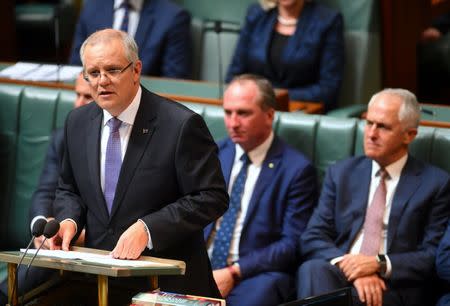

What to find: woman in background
left=226, top=0, right=344, bottom=112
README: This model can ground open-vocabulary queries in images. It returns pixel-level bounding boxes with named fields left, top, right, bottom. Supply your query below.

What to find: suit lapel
left=387, top=157, right=422, bottom=250
left=345, top=159, right=372, bottom=248
left=261, top=11, right=278, bottom=76
left=283, top=2, right=312, bottom=63
left=204, top=139, right=235, bottom=240
left=219, top=140, right=236, bottom=190
left=135, top=0, right=155, bottom=54
left=242, top=137, right=283, bottom=228
left=86, top=106, right=110, bottom=221
left=109, top=88, right=157, bottom=218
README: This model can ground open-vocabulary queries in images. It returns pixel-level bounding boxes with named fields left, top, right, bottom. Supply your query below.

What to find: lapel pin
left=142, top=128, right=149, bottom=134
left=268, top=162, right=274, bottom=168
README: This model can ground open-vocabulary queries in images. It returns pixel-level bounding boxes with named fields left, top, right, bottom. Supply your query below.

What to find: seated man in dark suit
left=298, top=88, right=450, bottom=306
left=69, top=0, right=192, bottom=78
left=0, top=73, right=93, bottom=305
left=205, top=74, right=318, bottom=306
left=436, top=220, right=450, bottom=306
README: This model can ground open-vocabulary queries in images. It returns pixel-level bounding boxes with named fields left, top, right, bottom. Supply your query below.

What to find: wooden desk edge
left=0, top=248, right=186, bottom=277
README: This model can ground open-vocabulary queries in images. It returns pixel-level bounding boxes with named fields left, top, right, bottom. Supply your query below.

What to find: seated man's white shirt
left=207, top=132, right=274, bottom=265
left=330, top=154, right=408, bottom=278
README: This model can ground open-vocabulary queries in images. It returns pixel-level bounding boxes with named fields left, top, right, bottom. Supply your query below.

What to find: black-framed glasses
left=83, top=62, right=133, bottom=83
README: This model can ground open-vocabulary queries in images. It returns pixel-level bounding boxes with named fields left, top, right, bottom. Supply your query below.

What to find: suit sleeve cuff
left=138, top=219, right=153, bottom=250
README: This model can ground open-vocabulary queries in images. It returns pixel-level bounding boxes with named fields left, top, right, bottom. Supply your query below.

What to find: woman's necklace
left=277, top=15, right=298, bottom=27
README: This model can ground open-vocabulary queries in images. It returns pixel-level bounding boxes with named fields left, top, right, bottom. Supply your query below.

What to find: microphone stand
left=213, top=21, right=223, bottom=99
left=8, top=219, right=47, bottom=306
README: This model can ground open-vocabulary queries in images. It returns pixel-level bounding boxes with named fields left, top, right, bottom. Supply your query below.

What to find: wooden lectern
left=0, top=247, right=185, bottom=306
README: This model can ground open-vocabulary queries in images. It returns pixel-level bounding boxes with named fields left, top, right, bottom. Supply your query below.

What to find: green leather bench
left=1, top=84, right=450, bottom=282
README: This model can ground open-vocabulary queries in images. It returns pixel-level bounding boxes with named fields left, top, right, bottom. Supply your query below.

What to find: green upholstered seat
left=199, top=21, right=241, bottom=83
left=179, top=0, right=382, bottom=109
left=1, top=85, right=449, bottom=253
left=314, top=117, right=358, bottom=180
left=0, top=84, right=22, bottom=250
left=277, top=113, right=318, bottom=162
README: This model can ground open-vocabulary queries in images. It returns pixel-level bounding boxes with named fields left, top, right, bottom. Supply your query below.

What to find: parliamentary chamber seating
left=176, top=0, right=382, bottom=109
left=1, top=83, right=450, bottom=282
left=3, top=1, right=447, bottom=300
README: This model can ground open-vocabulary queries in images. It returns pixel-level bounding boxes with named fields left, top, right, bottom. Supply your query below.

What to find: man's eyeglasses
left=83, top=62, right=133, bottom=83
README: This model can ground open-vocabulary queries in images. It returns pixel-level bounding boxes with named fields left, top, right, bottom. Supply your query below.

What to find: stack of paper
left=0, top=62, right=82, bottom=82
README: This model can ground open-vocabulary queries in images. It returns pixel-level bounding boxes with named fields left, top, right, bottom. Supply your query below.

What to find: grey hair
left=229, top=74, right=277, bottom=110
left=259, top=0, right=311, bottom=11
left=259, top=0, right=277, bottom=10
left=368, top=88, right=420, bottom=129
left=79, top=29, right=139, bottom=67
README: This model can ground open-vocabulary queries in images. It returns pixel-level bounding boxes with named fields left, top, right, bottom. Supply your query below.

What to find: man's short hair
left=229, top=74, right=277, bottom=111
left=79, top=29, right=139, bottom=67
left=368, top=88, right=421, bottom=129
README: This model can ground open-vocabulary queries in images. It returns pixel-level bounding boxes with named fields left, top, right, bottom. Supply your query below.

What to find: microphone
left=20, top=220, right=60, bottom=306
left=10, top=219, right=47, bottom=305
left=26, top=220, right=60, bottom=269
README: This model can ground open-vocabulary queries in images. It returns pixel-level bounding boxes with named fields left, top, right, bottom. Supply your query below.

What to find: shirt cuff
left=330, top=256, right=344, bottom=266
left=30, top=216, right=47, bottom=234
left=61, top=218, right=78, bottom=233
left=384, top=254, right=392, bottom=278
left=138, top=219, right=153, bottom=250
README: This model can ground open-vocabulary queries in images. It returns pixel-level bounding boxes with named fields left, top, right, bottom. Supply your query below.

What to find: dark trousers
left=227, top=271, right=294, bottom=306
left=297, top=259, right=427, bottom=306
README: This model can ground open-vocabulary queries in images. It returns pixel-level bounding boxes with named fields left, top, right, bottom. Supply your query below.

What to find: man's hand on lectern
left=48, top=220, right=76, bottom=251
left=111, top=220, right=148, bottom=259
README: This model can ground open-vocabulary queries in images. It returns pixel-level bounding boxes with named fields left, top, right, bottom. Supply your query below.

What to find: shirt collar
left=103, top=86, right=142, bottom=127
left=234, top=131, right=274, bottom=166
left=114, top=0, right=143, bottom=11
left=371, top=154, right=408, bottom=181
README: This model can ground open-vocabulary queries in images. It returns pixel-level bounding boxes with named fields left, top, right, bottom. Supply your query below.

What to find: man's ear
left=403, top=127, right=418, bottom=145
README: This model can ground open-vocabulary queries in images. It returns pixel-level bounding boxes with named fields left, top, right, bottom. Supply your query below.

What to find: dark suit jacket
left=29, top=128, right=64, bottom=220
left=205, top=136, right=317, bottom=279
left=436, top=219, right=450, bottom=305
left=69, top=0, right=192, bottom=78
left=300, top=155, right=450, bottom=288
left=53, top=87, right=228, bottom=296
left=226, top=2, right=344, bottom=111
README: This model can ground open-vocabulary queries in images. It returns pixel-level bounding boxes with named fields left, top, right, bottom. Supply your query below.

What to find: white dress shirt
left=208, top=132, right=274, bottom=265
left=113, top=0, right=143, bottom=37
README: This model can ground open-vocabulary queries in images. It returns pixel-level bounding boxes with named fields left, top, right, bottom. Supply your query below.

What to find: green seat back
left=431, top=128, right=450, bottom=174
left=203, top=106, right=227, bottom=141
left=277, top=112, right=317, bottom=162
left=200, top=21, right=241, bottom=82
left=315, top=117, right=357, bottom=181
left=8, top=88, right=59, bottom=248
left=0, top=84, right=23, bottom=249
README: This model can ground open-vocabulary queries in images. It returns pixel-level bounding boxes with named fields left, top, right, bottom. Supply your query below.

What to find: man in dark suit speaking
left=48, top=29, right=228, bottom=299
left=297, top=88, right=450, bottom=306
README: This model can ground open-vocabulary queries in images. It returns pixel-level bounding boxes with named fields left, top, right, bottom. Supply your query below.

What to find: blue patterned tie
left=104, top=117, right=122, bottom=214
left=120, top=0, right=131, bottom=33
left=211, top=154, right=251, bottom=269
